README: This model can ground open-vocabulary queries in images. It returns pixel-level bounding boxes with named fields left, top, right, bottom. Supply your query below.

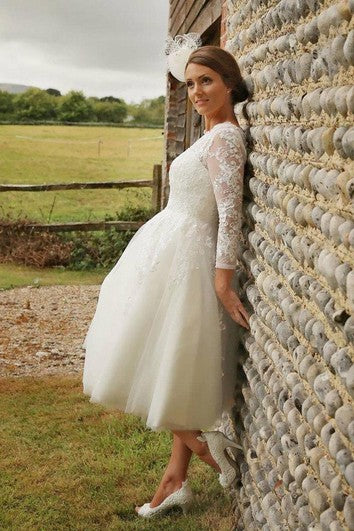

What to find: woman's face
left=185, top=62, right=230, bottom=116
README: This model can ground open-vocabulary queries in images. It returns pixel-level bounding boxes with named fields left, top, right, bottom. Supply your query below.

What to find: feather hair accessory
left=165, top=32, right=202, bottom=82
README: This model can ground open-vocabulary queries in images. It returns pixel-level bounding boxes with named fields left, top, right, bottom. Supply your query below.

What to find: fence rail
left=3, top=220, right=147, bottom=233
left=1, top=164, right=162, bottom=232
left=0, top=179, right=153, bottom=192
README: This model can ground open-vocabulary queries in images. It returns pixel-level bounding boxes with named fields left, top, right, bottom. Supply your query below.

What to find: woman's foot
left=135, top=476, right=185, bottom=513
left=135, top=479, right=193, bottom=518
left=197, top=431, right=242, bottom=488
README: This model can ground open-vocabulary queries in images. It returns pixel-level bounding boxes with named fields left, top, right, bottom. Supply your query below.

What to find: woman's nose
left=192, top=84, right=203, bottom=97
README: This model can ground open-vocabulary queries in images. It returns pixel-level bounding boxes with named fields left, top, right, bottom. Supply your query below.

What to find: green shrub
left=0, top=205, right=155, bottom=271
left=60, top=205, right=155, bottom=270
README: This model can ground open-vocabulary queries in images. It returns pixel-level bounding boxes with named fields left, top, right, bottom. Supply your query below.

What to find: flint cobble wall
left=225, top=1, right=354, bottom=529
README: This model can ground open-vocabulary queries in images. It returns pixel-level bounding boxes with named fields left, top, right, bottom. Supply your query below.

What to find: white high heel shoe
left=197, top=430, right=243, bottom=488
left=135, top=479, right=193, bottom=518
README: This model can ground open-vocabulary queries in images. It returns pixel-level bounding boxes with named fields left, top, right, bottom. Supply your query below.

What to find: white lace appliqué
left=120, top=123, right=247, bottom=324
left=201, top=126, right=246, bottom=269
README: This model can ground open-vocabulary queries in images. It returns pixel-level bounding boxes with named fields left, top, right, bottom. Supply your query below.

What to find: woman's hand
left=216, top=286, right=250, bottom=330
left=214, top=268, right=250, bottom=330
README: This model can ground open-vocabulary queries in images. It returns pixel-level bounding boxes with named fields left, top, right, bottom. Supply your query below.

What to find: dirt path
left=0, top=284, right=100, bottom=377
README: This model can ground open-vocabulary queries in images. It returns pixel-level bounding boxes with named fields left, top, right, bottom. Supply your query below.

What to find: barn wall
left=162, top=0, right=224, bottom=207
left=224, top=1, right=354, bottom=529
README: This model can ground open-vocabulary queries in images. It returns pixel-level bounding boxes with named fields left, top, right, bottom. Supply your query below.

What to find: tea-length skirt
left=82, top=209, right=240, bottom=432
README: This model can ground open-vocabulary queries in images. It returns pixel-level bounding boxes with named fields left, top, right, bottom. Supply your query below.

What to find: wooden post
left=152, top=164, right=162, bottom=213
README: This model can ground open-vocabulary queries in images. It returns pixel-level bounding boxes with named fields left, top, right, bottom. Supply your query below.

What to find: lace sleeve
left=205, top=127, right=246, bottom=269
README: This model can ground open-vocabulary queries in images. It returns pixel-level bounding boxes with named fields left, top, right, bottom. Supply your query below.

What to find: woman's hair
left=185, top=45, right=249, bottom=105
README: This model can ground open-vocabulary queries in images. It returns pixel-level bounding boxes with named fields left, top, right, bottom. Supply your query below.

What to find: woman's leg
left=172, top=429, right=221, bottom=472
left=135, top=429, right=222, bottom=512
left=135, top=432, right=192, bottom=511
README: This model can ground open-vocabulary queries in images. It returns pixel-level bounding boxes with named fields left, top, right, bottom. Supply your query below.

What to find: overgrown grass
left=0, top=125, right=163, bottom=222
left=0, top=376, right=235, bottom=530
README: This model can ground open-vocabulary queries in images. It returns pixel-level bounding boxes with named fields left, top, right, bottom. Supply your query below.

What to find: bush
left=0, top=90, right=164, bottom=126
left=0, top=205, right=155, bottom=270
left=91, top=100, right=127, bottom=123
left=0, top=214, right=73, bottom=268
left=127, top=96, right=165, bottom=126
left=0, top=91, right=15, bottom=117
left=58, top=91, right=94, bottom=122
left=14, top=88, right=58, bottom=121
left=60, top=205, right=154, bottom=270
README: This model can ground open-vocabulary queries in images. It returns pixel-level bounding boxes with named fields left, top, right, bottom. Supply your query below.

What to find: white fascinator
left=165, top=32, right=203, bottom=82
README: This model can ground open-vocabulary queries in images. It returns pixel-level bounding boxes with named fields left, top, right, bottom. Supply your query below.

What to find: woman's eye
left=187, top=77, right=211, bottom=87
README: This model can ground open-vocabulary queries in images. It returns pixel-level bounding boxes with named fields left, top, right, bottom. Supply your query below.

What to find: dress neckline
left=203, top=121, right=241, bottom=135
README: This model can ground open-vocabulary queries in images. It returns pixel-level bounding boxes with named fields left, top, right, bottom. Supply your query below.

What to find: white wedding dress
left=82, top=121, right=247, bottom=432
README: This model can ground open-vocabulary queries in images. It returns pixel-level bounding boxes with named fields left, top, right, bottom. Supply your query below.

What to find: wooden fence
left=0, top=164, right=162, bottom=232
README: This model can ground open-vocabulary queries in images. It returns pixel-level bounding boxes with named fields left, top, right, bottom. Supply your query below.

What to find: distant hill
left=0, top=83, right=36, bottom=94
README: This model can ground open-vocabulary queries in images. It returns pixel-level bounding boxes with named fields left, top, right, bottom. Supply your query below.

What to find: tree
left=128, top=95, right=165, bottom=126
left=0, top=90, right=15, bottom=118
left=100, top=96, right=123, bottom=103
left=15, top=88, right=57, bottom=120
left=46, top=88, right=61, bottom=97
left=92, top=100, right=128, bottom=123
left=58, top=91, right=94, bottom=122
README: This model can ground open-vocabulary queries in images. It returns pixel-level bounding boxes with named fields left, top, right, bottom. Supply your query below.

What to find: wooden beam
left=0, top=220, right=146, bottom=232
left=170, top=0, right=187, bottom=29
left=0, top=180, right=154, bottom=192
left=152, top=164, right=162, bottom=212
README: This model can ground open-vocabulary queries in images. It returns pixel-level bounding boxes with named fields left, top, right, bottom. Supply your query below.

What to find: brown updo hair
left=185, top=45, right=249, bottom=105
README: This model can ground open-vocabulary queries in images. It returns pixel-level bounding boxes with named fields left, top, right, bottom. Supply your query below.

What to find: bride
left=82, top=33, right=251, bottom=518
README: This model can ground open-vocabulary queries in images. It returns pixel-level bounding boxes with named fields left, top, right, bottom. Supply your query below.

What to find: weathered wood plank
left=176, top=125, right=186, bottom=143
left=170, top=5, right=189, bottom=34
left=0, top=220, right=146, bottom=232
left=177, top=93, right=188, bottom=105
left=152, top=164, right=162, bottom=211
left=176, top=0, right=209, bottom=33
left=170, top=0, right=197, bottom=32
left=0, top=180, right=154, bottom=192
left=170, top=0, right=187, bottom=29
left=171, top=0, right=222, bottom=35
left=169, top=0, right=181, bottom=19
left=189, top=0, right=222, bottom=34
left=177, top=114, right=186, bottom=128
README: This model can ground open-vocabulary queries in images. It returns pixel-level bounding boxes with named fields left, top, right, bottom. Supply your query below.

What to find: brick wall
left=225, top=1, right=354, bottom=528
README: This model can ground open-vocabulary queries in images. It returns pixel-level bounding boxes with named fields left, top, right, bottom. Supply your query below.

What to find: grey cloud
left=0, top=0, right=169, bottom=101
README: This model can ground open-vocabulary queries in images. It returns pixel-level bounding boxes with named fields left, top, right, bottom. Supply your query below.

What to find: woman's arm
left=214, top=267, right=235, bottom=293
left=206, top=127, right=250, bottom=330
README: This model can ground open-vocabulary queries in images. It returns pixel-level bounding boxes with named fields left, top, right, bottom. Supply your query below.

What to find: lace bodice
left=165, top=122, right=247, bottom=269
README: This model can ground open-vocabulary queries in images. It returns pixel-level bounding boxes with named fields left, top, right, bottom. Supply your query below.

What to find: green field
left=0, top=125, right=164, bottom=222
left=0, top=376, right=235, bottom=530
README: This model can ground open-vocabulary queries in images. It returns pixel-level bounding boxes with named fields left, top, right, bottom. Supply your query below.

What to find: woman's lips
left=196, top=100, right=208, bottom=105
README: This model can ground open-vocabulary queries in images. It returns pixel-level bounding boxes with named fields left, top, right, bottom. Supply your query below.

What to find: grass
left=0, top=263, right=109, bottom=291
left=0, top=124, right=163, bottom=288
left=0, top=376, right=236, bottom=530
left=0, top=125, right=163, bottom=222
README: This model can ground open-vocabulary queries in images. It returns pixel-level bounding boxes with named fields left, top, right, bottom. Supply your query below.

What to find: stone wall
left=225, top=0, right=354, bottom=529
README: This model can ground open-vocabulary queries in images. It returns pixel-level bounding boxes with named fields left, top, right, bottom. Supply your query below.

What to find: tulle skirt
left=82, top=208, right=240, bottom=431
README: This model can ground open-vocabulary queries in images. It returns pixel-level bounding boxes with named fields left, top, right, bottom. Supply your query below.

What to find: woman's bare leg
left=135, top=429, right=221, bottom=512
left=173, top=429, right=221, bottom=473
left=135, top=432, right=192, bottom=511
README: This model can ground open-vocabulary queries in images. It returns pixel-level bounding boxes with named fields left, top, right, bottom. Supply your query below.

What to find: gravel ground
left=0, top=284, right=100, bottom=377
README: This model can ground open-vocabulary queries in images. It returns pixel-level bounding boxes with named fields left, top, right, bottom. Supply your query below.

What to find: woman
left=82, top=35, right=250, bottom=518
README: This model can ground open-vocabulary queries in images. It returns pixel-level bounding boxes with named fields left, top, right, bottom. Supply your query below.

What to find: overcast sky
left=0, top=0, right=170, bottom=103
